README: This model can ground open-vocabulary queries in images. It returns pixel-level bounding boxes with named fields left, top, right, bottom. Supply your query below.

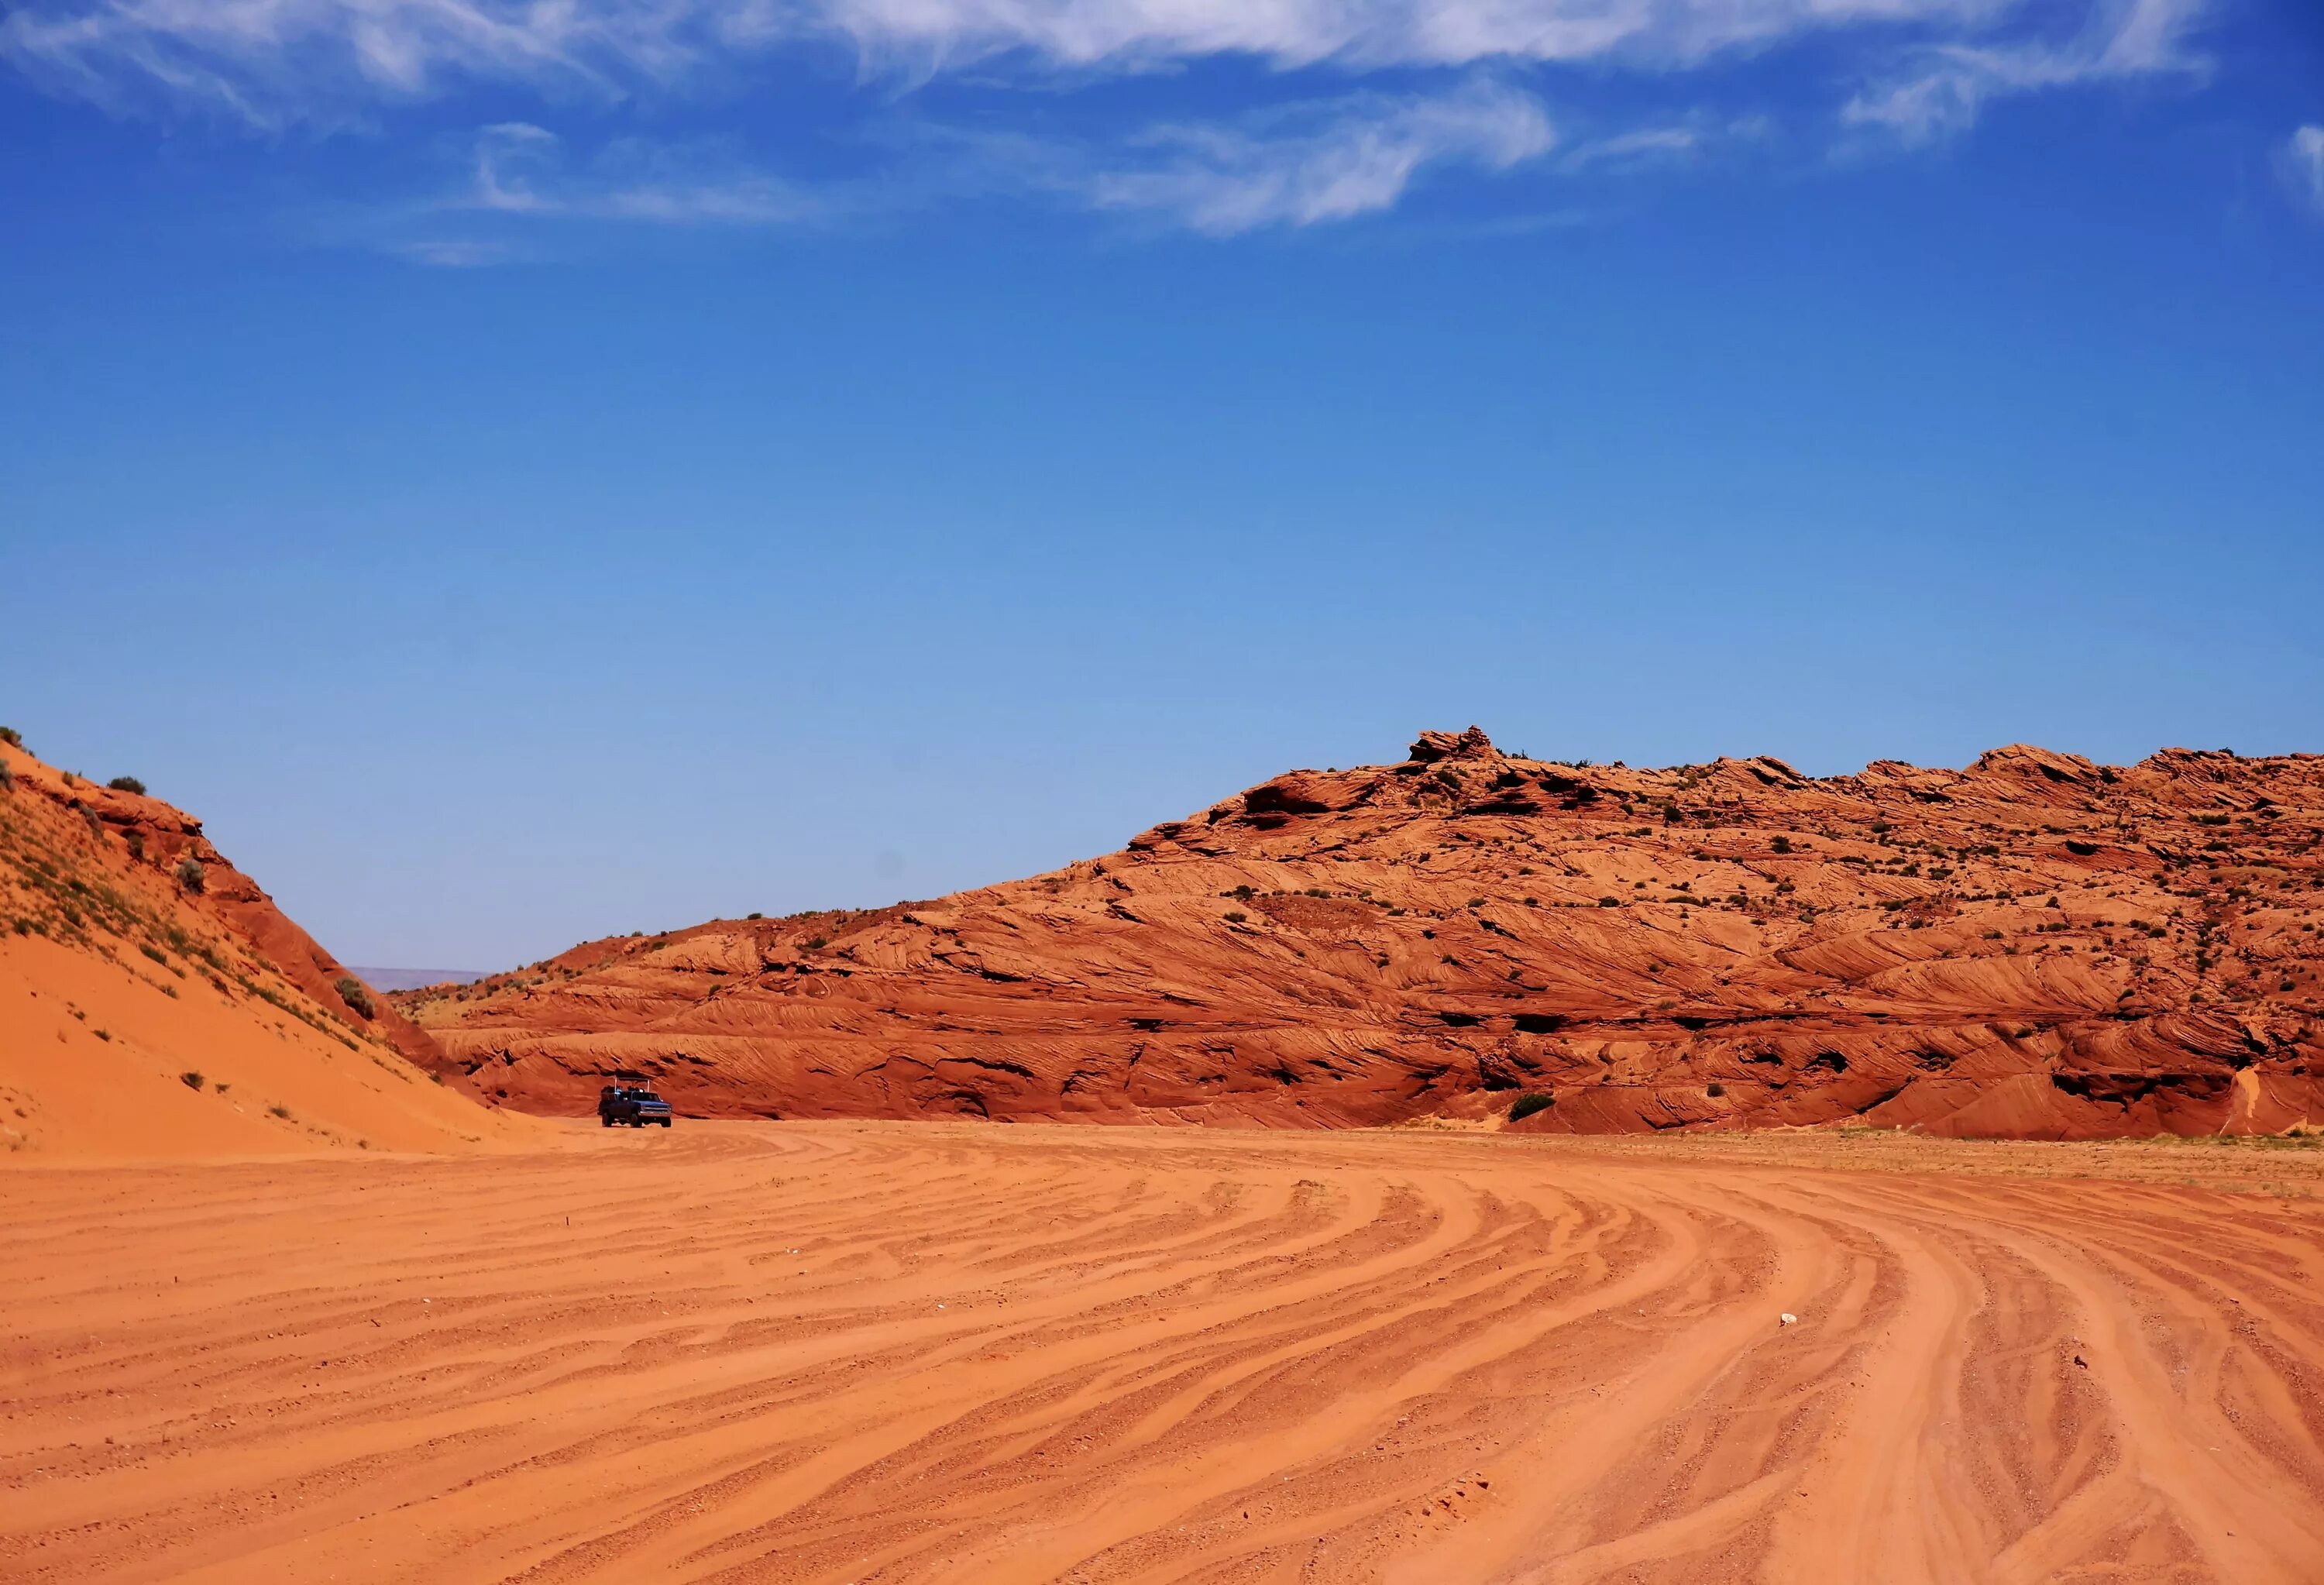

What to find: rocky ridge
left=396, top=729, right=2324, bottom=1138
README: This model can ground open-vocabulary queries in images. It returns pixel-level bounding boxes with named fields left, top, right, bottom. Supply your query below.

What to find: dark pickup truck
left=597, top=1085, right=673, bottom=1128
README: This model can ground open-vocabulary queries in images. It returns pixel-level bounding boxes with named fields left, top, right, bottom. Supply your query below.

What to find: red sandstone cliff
left=397, top=729, right=2324, bottom=1139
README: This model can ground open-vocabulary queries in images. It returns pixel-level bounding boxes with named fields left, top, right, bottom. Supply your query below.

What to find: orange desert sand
left=5, top=1122, right=2322, bottom=1583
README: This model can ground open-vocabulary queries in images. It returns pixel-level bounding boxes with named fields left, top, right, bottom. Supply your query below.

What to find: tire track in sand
left=1, top=1123, right=2319, bottom=1583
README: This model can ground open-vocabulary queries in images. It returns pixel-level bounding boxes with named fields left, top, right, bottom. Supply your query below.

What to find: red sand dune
left=0, top=737, right=526, bottom=1159
left=401, top=728, right=2324, bottom=1138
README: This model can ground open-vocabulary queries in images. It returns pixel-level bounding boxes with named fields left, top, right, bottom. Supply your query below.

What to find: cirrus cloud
left=3, top=0, right=2145, bottom=126
left=1085, top=77, right=1554, bottom=234
left=1841, top=0, right=2208, bottom=146
left=2287, top=124, right=2324, bottom=215
left=0, top=0, right=2242, bottom=241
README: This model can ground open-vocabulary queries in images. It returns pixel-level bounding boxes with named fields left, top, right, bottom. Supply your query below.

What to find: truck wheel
left=600, top=1115, right=612, bottom=1127
left=659, top=1118, right=672, bottom=1128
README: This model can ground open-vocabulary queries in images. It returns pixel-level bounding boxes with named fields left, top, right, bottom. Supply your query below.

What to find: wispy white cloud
left=2287, top=125, right=2324, bottom=215
left=1084, top=78, right=1552, bottom=234
left=462, top=121, right=811, bottom=222
left=1, top=0, right=2044, bottom=125
left=1841, top=0, right=2209, bottom=145
left=1553, top=112, right=1771, bottom=174
left=2, top=0, right=671, bottom=125
left=0, top=0, right=2255, bottom=241
left=394, top=236, right=517, bottom=266
left=1561, top=125, right=1700, bottom=169
left=799, top=0, right=2003, bottom=74
left=400, top=80, right=1545, bottom=246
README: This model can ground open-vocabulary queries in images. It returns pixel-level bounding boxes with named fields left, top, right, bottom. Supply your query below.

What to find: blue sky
left=3, top=0, right=2321, bottom=969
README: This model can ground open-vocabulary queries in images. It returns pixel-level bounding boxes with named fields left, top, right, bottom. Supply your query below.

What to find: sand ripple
left=2, top=1124, right=2319, bottom=1582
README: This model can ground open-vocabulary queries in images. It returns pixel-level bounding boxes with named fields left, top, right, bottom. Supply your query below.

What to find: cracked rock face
left=397, top=731, right=2324, bottom=1138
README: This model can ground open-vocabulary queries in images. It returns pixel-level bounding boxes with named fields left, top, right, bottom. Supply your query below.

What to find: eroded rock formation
left=397, top=729, right=2324, bottom=1137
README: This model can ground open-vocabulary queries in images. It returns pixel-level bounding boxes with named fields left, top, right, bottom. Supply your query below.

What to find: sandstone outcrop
left=397, top=729, right=2324, bottom=1138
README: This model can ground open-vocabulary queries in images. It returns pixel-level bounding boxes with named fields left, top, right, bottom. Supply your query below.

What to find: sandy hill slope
left=0, top=735, right=526, bottom=1159
left=397, top=728, right=2324, bottom=1138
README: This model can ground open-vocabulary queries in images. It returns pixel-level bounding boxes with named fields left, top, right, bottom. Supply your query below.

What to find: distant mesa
left=391, top=727, right=2324, bottom=1141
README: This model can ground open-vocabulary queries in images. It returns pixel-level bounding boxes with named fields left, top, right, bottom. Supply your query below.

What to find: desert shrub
left=176, top=854, right=205, bottom=893
left=269, top=1105, right=293, bottom=1119
left=0, top=759, right=12, bottom=792
left=1508, top=1092, right=1554, bottom=1123
left=107, top=776, right=147, bottom=795
left=1223, top=910, right=1247, bottom=923
left=1771, top=836, right=1793, bottom=854
left=802, top=936, right=827, bottom=950
left=335, top=975, right=376, bottom=1019
left=1706, top=1082, right=1726, bottom=1098
left=180, top=1071, right=204, bottom=1090
left=746, top=911, right=764, bottom=920
left=1597, top=896, right=1621, bottom=908
left=0, top=726, right=19, bottom=746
